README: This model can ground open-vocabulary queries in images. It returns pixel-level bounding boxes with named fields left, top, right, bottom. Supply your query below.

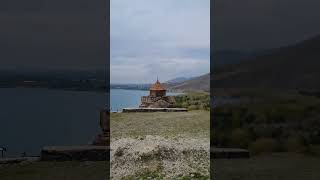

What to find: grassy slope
left=213, top=153, right=320, bottom=180
left=213, top=89, right=320, bottom=179
left=0, top=161, right=108, bottom=180
left=213, top=89, right=320, bottom=152
left=111, top=111, right=210, bottom=139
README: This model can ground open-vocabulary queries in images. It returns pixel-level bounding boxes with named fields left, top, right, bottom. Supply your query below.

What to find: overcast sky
left=214, top=0, right=320, bottom=51
left=110, top=0, right=210, bottom=84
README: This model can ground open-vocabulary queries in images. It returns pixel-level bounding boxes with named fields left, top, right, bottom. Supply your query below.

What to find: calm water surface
left=0, top=88, right=106, bottom=157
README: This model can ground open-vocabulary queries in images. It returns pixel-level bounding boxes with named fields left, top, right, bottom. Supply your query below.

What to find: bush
left=304, top=145, right=320, bottom=156
left=174, top=92, right=210, bottom=111
left=212, top=131, right=229, bottom=147
left=188, top=105, right=199, bottom=111
left=230, top=128, right=250, bottom=148
left=250, top=138, right=278, bottom=155
left=286, top=136, right=307, bottom=153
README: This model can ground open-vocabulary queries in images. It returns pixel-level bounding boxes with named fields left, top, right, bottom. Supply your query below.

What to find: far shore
left=0, top=86, right=106, bottom=93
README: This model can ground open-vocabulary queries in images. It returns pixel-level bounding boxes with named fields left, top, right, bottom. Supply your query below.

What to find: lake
left=110, top=89, right=182, bottom=111
left=0, top=88, right=106, bottom=157
left=0, top=88, right=180, bottom=157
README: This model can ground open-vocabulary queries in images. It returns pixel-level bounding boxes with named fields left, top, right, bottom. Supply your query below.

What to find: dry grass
left=213, top=153, right=320, bottom=180
left=0, top=161, right=108, bottom=180
left=111, top=110, right=210, bottom=139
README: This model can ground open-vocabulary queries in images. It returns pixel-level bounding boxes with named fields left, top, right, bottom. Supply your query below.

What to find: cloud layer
left=111, top=0, right=210, bottom=83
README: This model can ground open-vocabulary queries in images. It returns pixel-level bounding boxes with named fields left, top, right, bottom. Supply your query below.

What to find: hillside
left=0, top=70, right=106, bottom=92
left=168, top=73, right=210, bottom=92
left=213, top=50, right=257, bottom=67
left=213, top=35, right=320, bottom=91
left=165, top=77, right=190, bottom=84
left=111, top=74, right=210, bottom=92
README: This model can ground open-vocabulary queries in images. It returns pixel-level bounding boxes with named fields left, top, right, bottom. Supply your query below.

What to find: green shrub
left=286, top=136, right=307, bottom=153
left=304, top=145, right=320, bottom=156
left=230, top=128, right=250, bottom=148
left=250, top=138, right=278, bottom=155
left=178, top=172, right=209, bottom=180
left=213, top=131, right=229, bottom=147
left=174, top=92, right=210, bottom=111
left=188, top=105, right=199, bottom=111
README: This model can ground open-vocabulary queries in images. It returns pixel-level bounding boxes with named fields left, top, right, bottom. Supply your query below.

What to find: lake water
left=110, top=89, right=181, bottom=111
left=0, top=88, right=106, bottom=157
left=0, top=88, right=179, bottom=157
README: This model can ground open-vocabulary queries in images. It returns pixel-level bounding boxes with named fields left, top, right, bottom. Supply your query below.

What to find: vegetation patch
left=0, top=161, right=108, bottom=180
left=111, top=111, right=210, bottom=139
left=213, top=89, right=320, bottom=156
left=213, top=153, right=320, bottom=180
left=174, top=92, right=210, bottom=111
left=177, top=172, right=210, bottom=180
left=121, top=169, right=165, bottom=180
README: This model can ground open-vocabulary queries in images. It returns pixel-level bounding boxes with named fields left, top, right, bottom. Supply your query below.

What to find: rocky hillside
left=168, top=73, right=210, bottom=92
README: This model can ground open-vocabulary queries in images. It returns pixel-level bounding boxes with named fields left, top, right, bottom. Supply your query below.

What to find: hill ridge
left=213, top=34, right=320, bottom=90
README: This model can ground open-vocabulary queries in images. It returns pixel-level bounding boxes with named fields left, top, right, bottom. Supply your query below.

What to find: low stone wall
left=122, top=108, right=188, bottom=113
left=41, top=145, right=109, bottom=161
left=0, top=157, right=40, bottom=164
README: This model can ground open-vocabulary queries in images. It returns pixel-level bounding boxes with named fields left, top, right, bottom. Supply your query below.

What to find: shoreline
left=0, top=87, right=107, bottom=93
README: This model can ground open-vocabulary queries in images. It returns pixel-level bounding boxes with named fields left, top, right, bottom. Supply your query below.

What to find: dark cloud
left=213, top=0, right=320, bottom=50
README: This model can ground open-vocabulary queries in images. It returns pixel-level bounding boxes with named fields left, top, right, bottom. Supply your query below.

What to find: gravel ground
left=111, top=135, right=210, bottom=179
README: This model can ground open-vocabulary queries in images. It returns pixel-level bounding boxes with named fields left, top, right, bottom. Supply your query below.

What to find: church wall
left=140, top=95, right=176, bottom=108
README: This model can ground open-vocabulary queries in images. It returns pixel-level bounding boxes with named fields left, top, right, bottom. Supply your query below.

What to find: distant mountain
left=213, top=35, right=320, bottom=91
left=110, top=74, right=210, bottom=92
left=0, top=70, right=107, bottom=92
left=110, top=83, right=151, bottom=91
left=168, top=73, right=210, bottom=92
left=165, top=77, right=190, bottom=84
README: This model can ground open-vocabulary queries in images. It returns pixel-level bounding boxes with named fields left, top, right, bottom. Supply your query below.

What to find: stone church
left=140, top=78, right=176, bottom=108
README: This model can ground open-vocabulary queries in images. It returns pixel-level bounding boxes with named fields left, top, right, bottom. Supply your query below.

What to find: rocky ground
left=111, top=136, right=209, bottom=179
left=110, top=111, right=210, bottom=179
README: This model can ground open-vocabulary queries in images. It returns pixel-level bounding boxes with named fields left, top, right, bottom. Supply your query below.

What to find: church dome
left=150, top=78, right=166, bottom=91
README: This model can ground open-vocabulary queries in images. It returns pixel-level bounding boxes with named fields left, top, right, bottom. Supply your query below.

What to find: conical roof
left=150, top=78, right=166, bottom=91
